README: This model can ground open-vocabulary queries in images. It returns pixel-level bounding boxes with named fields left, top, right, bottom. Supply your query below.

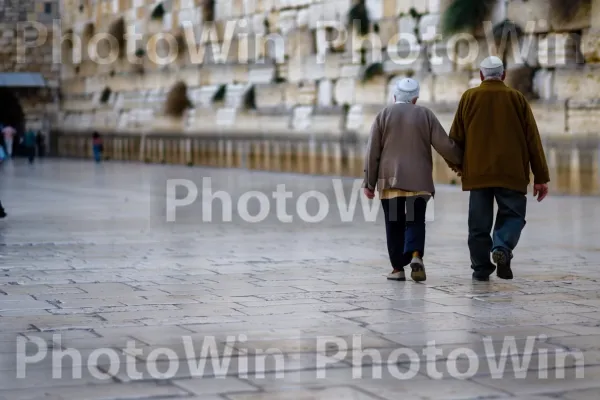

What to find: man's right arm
left=446, top=94, right=467, bottom=171
left=523, top=98, right=550, bottom=184
left=362, top=113, right=383, bottom=191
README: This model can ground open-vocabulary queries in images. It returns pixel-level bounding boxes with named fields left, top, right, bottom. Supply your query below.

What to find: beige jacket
left=363, top=103, right=463, bottom=195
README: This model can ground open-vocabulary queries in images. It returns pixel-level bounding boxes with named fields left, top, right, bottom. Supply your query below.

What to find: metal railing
left=51, top=130, right=600, bottom=196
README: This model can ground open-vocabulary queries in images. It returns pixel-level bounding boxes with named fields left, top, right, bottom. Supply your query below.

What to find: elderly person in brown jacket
left=363, top=78, right=463, bottom=282
left=448, top=56, right=550, bottom=281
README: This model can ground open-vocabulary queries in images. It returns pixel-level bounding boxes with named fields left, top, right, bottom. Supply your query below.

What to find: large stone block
left=324, top=53, right=343, bottom=79
left=567, top=105, right=600, bottom=135
left=248, top=65, right=275, bottom=83
left=292, top=105, right=312, bottom=131
left=594, top=0, right=600, bottom=30
left=334, top=77, right=356, bottom=104
left=532, top=69, right=554, bottom=100
left=286, top=58, right=304, bottom=83
left=317, top=79, right=333, bottom=107
left=378, top=18, right=398, bottom=46
left=530, top=103, right=566, bottom=135
left=366, top=0, right=384, bottom=21
left=554, top=66, right=600, bottom=100
left=429, top=41, right=455, bottom=75
left=382, top=0, right=396, bottom=18
left=433, top=72, right=470, bottom=104
left=297, top=81, right=317, bottom=105
left=398, top=15, right=416, bottom=36
left=254, top=84, right=285, bottom=109
left=303, top=55, right=326, bottom=80
left=225, top=83, right=251, bottom=108
left=308, top=3, right=323, bottom=30
left=355, top=76, right=387, bottom=105
left=581, top=29, right=600, bottom=63
left=507, top=0, right=552, bottom=34
left=538, top=33, right=584, bottom=68
left=296, top=8, right=310, bottom=29
left=551, top=1, right=591, bottom=31
left=278, top=10, right=297, bottom=35
left=396, top=0, right=411, bottom=15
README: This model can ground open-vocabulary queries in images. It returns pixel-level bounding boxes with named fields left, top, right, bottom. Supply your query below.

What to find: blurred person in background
left=23, top=128, right=36, bottom=164
left=2, top=124, right=16, bottom=159
left=92, top=131, right=103, bottom=163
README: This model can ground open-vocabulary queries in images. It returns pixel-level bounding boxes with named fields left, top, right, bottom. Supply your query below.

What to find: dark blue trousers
left=469, top=188, right=527, bottom=276
left=381, top=195, right=430, bottom=268
left=93, top=144, right=102, bottom=163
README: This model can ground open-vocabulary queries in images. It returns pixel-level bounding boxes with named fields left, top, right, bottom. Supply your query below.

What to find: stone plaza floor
left=1, top=159, right=600, bottom=399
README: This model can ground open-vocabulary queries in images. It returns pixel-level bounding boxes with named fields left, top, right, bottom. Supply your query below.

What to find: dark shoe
left=410, top=257, right=426, bottom=282
left=472, top=273, right=490, bottom=282
left=493, top=250, right=513, bottom=280
left=0, top=209, right=6, bottom=219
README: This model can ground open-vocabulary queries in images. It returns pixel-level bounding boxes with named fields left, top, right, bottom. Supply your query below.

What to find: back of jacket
left=449, top=80, right=549, bottom=193
left=363, top=103, right=462, bottom=194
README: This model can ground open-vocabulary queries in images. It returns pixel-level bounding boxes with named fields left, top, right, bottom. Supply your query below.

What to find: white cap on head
left=394, top=78, right=420, bottom=103
left=480, top=56, right=504, bottom=79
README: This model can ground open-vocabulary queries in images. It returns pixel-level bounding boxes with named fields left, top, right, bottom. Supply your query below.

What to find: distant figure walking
left=2, top=125, right=16, bottom=159
left=23, top=129, right=37, bottom=164
left=92, top=132, right=103, bottom=163
left=36, top=131, right=46, bottom=158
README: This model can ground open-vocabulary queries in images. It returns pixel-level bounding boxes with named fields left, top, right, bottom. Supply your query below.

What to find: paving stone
left=0, top=382, right=188, bottom=400
left=472, top=365, right=600, bottom=395
left=227, top=386, right=382, bottom=399
left=562, top=388, right=600, bottom=400
left=384, top=330, right=484, bottom=347
left=1, top=160, right=600, bottom=398
left=172, top=376, right=258, bottom=395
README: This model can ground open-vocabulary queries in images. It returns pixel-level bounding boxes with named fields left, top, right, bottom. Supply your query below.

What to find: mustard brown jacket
left=449, top=80, right=550, bottom=193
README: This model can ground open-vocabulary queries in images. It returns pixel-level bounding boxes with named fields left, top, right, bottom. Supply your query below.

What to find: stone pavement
left=1, top=159, right=600, bottom=400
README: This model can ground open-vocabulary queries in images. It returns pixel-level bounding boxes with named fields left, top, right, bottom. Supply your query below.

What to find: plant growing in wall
left=550, top=0, right=590, bottom=22
left=203, top=0, right=215, bottom=22
left=441, top=0, right=496, bottom=35
left=150, top=3, right=165, bottom=20
left=362, top=62, right=384, bottom=82
left=164, top=81, right=193, bottom=118
left=244, top=86, right=256, bottom=110
left=348, top=0, right=370, bottom=37
left=212, top=85, right=226, bottom=103
left=133, top=48, right=145, bottom=74
left=100, top=87, right=112, bottom=104
left=108, top=17, right=127, bottom=58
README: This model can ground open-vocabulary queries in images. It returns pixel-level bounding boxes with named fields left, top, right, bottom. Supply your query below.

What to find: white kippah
left=480, top=56, right=503, bottom=69
left=396, top=78, right=419, bottom=93
left=480, top=56, right=504, bottom=77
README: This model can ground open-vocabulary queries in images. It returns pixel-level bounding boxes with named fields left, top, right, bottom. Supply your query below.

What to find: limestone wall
left=0, top=0, right=60, bottom=129
left=57, top=0, right=600, bottom=137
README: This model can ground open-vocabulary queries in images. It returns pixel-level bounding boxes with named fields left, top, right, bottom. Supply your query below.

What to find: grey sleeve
left=362, top=114, right=383, bottom=190
left=429, top=110, right=463, bottom=166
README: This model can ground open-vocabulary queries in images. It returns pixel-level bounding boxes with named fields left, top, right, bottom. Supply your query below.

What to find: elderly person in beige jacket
left=363, top=78, right=462, bottom=282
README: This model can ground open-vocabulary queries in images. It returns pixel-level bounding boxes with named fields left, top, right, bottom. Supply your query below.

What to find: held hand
left=533, top=183, right=548, bottom=202
left=364, top=188, right=375, bottom=199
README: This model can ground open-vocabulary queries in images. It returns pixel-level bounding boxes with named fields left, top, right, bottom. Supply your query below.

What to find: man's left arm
left=523, top=100, right=550, bottom=184
left=362, top=114, right=383, bottom=193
